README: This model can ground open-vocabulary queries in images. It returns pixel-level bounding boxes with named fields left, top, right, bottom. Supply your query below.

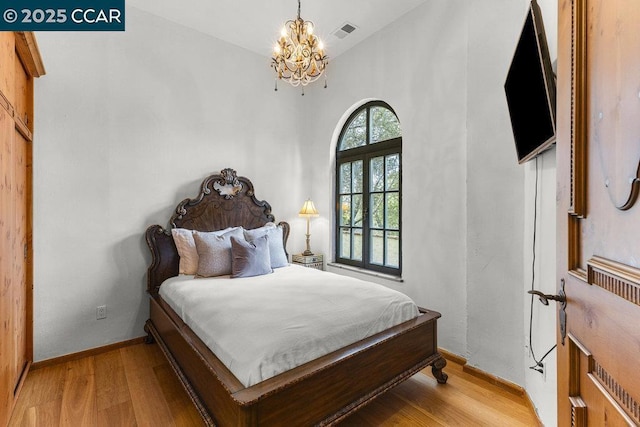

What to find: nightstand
left=292, top=254, right=324, bottom=270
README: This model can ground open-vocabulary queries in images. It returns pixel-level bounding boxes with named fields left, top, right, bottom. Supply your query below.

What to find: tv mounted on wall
left=504, top=0, right=556, bottom=164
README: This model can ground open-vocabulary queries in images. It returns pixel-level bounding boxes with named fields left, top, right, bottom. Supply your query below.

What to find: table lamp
left=298, top=199, right=319, bottom=256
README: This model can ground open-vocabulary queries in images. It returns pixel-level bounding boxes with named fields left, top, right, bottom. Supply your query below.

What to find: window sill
left=326, top=263, right=403, bottom=283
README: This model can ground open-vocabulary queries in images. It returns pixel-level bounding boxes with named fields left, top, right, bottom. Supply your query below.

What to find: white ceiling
left=128, top=0, right=428, bottom=59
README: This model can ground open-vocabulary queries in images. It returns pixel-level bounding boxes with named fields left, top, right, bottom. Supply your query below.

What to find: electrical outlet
left=96, top=305, right=107, bottom=320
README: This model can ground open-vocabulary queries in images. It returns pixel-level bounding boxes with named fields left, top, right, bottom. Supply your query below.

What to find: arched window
left=335, top=101, right=402, bottom=275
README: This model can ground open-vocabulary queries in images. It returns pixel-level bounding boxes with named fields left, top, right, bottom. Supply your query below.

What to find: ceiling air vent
left=332, top=22, right=357, bottom=40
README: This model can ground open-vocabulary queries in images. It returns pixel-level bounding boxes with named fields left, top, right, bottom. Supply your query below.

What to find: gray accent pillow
left=231, top=235, right=273, bottom=278
left=244, top=224, right=288, bottom=268
left=193, top=227, right=244, bottom=277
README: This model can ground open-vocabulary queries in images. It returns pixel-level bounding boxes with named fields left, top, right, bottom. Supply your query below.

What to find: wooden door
left=12, top=129, right=29, bottom=394
left=12, top=47, right=34, bottom=399
left=0, top=32, right=17, bottom=427
left=557, top=0, right=640, bottom=425
left=0, top=32, right=42, bottom=427
left=0, top=99, right=15, bottom=427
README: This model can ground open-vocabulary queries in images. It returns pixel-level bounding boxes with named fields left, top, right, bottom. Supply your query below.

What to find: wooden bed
left=144, top=168, right=447, bottom=426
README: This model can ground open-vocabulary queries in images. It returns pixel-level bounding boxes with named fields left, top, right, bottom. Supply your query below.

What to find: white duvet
left=159, top=264, right=419, bottom=387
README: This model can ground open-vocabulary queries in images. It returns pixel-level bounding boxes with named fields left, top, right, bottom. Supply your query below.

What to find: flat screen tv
left=504, top=0, right=556, bottom=164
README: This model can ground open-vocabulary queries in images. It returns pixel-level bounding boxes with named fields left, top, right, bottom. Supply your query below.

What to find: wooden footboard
left=146, top=295, right=447, bottom=426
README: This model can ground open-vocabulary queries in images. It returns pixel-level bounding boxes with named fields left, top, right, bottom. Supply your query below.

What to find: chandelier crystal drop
left=271, top=0, right=328, bottom=90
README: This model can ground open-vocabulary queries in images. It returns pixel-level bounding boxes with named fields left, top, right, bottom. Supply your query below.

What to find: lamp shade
left=298, top=199, right=319, bottom=217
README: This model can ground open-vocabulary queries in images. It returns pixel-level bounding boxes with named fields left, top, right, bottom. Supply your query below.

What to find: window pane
left=386, top=231, right=399, bottom=267
left=370, top=229, right=384, bottom=265
left=370, top=106, right=401, bottom=144
left=339, top=163, right=351, bottom=194
left=352, top=160, right=363, bottom=192
left=339, top=111, right=367, bottom=150
left=386, top=154, right=400, bottom=191
left=340, top=195, right=351, bottom=226
left=340, top=228, right=351, bottom=258
left=386, top=192, right=399, bottom=229
left=352, top=194, right=363, bottom=227
left=370, top=156, right=384, bottom=191
left=352, top=228, right=363, bottom=261
left=370, top=193, right=384, bottom=228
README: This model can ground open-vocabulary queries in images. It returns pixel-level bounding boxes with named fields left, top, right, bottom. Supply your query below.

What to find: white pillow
left=244, top=223, right=288, bottom=268
left=172, top=227, right=239, bottom=275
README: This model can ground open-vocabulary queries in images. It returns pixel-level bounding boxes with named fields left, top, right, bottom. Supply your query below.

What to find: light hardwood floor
left=9, top=342, right=541, bottom=426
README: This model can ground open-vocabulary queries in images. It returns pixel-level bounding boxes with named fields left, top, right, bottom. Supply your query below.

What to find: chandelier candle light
left=272, top=0, right=328, bottom=93
left=299, top=199, right=319, bottom=256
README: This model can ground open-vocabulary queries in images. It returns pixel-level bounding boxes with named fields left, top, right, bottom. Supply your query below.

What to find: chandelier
left=271, top=0, right=328, bottom=92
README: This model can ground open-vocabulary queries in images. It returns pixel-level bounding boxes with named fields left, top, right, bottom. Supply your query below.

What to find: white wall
left=467, top=0, right=558, bottom=423
left=523, top=0, right=558, bottom=424
left=305, top=0, right=558, bottom=423
left=466, top=0, right=526, bottom=386
left=33, top=6, right=308, bottom=360
left=524, top=149, right=557, bottom=426
left=305, top=0, right=527, bottom=375
left=302, top=0, right=470, bottom=356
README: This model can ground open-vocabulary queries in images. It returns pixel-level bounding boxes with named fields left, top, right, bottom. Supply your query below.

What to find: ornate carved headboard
left=145, top=168, right=290, bottom=293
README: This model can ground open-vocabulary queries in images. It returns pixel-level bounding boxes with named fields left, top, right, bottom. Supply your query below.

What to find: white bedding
left=158, top=264, right=419, bottom=387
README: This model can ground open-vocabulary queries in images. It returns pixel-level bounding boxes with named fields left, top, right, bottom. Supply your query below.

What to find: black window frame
left=335, top=101, right=402, bottom=276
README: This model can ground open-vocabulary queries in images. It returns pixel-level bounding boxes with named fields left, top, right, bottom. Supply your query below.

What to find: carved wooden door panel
left=557, top=0, right=640, bottom=425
